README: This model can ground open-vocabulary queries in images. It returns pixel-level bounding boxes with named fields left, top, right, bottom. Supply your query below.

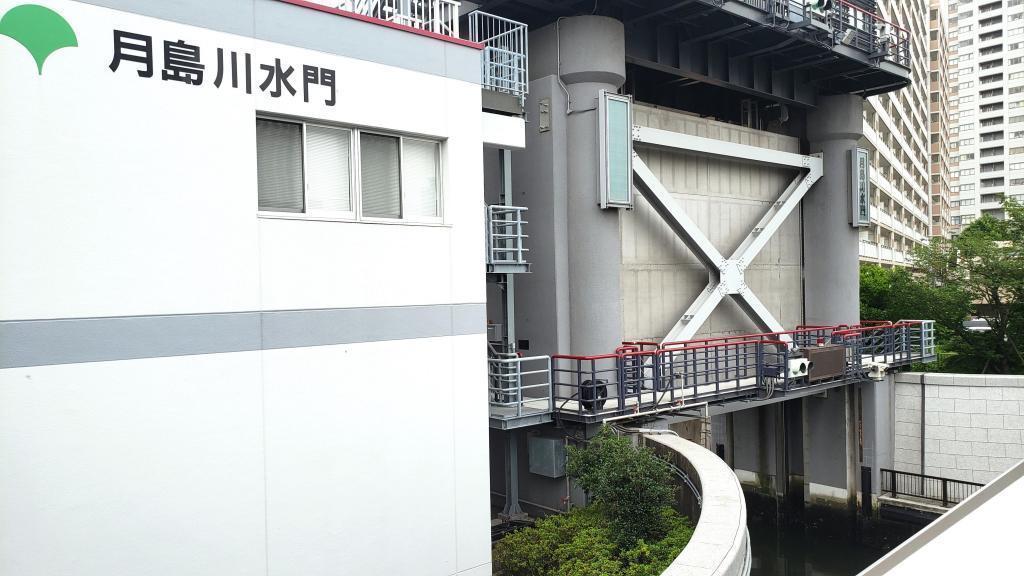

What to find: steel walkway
left=489, top=320, right=936, bottom=428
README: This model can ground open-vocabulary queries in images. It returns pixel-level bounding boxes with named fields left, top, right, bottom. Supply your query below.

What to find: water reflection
left=747, top=495, right=925, bottom=576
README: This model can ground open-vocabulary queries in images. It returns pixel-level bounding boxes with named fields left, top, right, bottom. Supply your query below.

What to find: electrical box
left=805, top=345, right=847, bottom=382
left=528, top=435, right=566, bottom=478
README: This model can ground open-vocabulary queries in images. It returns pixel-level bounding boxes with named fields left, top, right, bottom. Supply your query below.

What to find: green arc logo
left=0, top=4, right=76, bottom=74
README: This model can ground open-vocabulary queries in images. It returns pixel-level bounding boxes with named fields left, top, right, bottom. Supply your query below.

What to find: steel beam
left=631, top=127, right=823, bottom=343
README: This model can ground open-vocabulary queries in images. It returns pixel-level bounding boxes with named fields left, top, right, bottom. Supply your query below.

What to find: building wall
left=624, top=104, right=804, bottom=341
left=929, top=0, right=957, bottom=239
left=946, top=0, right=1024, bottom=225
left=893, top=372, right=1024, bottom=484
left=860, top=0, right=932, bottom=266
left=0, top=2, right=490, bottom=575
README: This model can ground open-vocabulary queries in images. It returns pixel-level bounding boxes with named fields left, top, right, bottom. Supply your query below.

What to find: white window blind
left=306, top=125, right=352, bottom=213
left=403, top=139, right=440, bottom=218
left=257, top=119, right=304, bottom=212
left=360, top=133, right=402, bottom=218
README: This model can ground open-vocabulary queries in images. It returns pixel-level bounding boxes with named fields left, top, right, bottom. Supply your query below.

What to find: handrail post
left=942, top=478, right=949, bottom=507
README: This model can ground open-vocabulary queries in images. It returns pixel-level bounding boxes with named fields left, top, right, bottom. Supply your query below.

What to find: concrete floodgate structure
left=0, top=0, right=942, bottom=575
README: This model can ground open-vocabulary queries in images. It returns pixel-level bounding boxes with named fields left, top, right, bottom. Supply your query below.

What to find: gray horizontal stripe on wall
left=0, top=303, right=485, bottom=369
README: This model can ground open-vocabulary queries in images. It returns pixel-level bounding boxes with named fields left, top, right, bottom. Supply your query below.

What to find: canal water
left=746, top=494, right=926, bottom=576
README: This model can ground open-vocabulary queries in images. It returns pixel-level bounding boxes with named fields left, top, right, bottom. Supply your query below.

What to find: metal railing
left=547, top=321, right=936, bottom=420
left=336, top=0, right=460, bottom=36
left=488, top=353, right=553, bottom=420
left=880, top=468, right=983, bottom=507
left=486, top=205, right=529, bottom=269
left=738, top=0, right=911, bottom=68
left=465, top=11, right=529, bottom=100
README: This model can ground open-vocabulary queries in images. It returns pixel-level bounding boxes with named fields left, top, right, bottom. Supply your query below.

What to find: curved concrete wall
left=644, top=434, right=751, bottom=576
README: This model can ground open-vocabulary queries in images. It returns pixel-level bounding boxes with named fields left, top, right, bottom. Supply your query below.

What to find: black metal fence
left=880, top=468, right=984, bottom=507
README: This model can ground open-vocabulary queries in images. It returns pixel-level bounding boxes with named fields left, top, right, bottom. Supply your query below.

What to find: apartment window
left=960, top=24, right=975, bottom=33
left=952, top=215, right=962, bottom=225
left=979, top=17, right=1001, bottom=26
left=959, top=95, right=975, bottom=104
left=960, top=152, right=976, bottom=160
left=961, top=80, right=976, bottom=89
left=256, top=117, right=441, bottom=222
left=1014, top=72, right=1024, bottom=79
left=1014, top=178, right=1024, bottom=185
left=981, top=117, right=1004, bottom=126
left=960, top=168, right=977, bottom=176
left=963, top=215, right=977, bottom=224
left=1011, top=57, right=1024, bottom=64
left=1013, top=87, right=1024, bottom=95
left=1013, top=116, right=1024, bottom=123
left=1012, top=0, right=1024, bottom=7
left=1011, top=161, right=1024, bottom=169
left=980, top=59, right=1003, bottom=70
left=1010, top=42, right=1024, bottom=50
left=960, top=39, right=974, bottom=48
left=1012, top=27, right=1024, bottom=36
left=1014, top=131, right=1024, bottom=138
left=1014, top=14, right=1024, bottom=22
left=962, top=183, right=977, bottom=191
left=958, top=198, right=976, bottom=206
left=961, top=122, right=976, bottom=131
left=1013, top=146, right=1024, bottom=153
left=960, top=66, right=974, bottom=75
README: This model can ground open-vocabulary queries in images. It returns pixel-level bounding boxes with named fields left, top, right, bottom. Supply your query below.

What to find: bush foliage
left=492, top=505, right=694, bottom=576
left=493, top=428, right=692, bottom=576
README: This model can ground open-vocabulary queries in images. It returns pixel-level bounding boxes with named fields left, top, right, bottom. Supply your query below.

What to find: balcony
left=488, top=350, right=553, bottom=429
left=485, top=205, right=530, bottom=274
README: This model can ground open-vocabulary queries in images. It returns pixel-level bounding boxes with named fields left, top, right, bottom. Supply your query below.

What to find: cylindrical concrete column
left=804, top=94, right=864, bottom=326
left=558, top=16, right=626, bottom=355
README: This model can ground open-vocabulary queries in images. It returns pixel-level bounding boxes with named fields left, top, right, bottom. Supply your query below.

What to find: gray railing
left=488, top=353, right=553, bottom=421
left=465, top=11, right=528, bottom=100
left=486, top=205, right=529, bottom=270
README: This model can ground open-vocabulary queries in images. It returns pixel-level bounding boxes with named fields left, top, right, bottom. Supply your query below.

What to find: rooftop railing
left=336, top=0, right=460, bottom=36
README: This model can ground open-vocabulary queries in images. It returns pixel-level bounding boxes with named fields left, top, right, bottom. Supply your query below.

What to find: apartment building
left=930, top=0, right=957, bottom=238
left=948, top=0, right=1024, bottom=225
left=860, top=0, right=933, bottom=266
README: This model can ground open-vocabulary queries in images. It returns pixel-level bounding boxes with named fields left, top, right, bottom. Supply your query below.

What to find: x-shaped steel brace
left=631, top=125, right=823, bottom=344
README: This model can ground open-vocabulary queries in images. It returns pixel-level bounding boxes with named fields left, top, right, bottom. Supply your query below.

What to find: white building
left=947, top=0, right=1024, bottom=225
left=0, top=1, right=520, bottom=574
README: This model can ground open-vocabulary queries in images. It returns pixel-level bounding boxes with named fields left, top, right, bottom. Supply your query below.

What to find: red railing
left=547, top=321, right=935, bottom=420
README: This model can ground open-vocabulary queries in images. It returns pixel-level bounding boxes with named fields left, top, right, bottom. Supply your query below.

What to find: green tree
left=566, top=428, right=675, bottom=546
left=907, top=199, right=1024, bottom=373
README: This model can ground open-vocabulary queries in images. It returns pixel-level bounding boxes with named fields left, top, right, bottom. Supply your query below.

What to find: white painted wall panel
left=0, top=353, right=267, bottom=576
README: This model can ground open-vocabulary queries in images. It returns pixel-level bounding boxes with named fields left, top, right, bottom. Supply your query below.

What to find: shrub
left=566, top=428, right=676, bottom=546
left=492, top=505, right=694, bottom=576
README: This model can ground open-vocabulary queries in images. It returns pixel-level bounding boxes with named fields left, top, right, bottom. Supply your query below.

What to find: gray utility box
left=528, top=435, right=566, bottom=478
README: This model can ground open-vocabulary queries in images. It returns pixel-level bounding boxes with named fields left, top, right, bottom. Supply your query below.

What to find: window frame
left=256, top=114, right=446, bottom=226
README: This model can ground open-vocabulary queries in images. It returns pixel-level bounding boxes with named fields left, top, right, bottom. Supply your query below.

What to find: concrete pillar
left=804, top=94, right=864, bottom=326
left=556, top=16, right=626, bottom=355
